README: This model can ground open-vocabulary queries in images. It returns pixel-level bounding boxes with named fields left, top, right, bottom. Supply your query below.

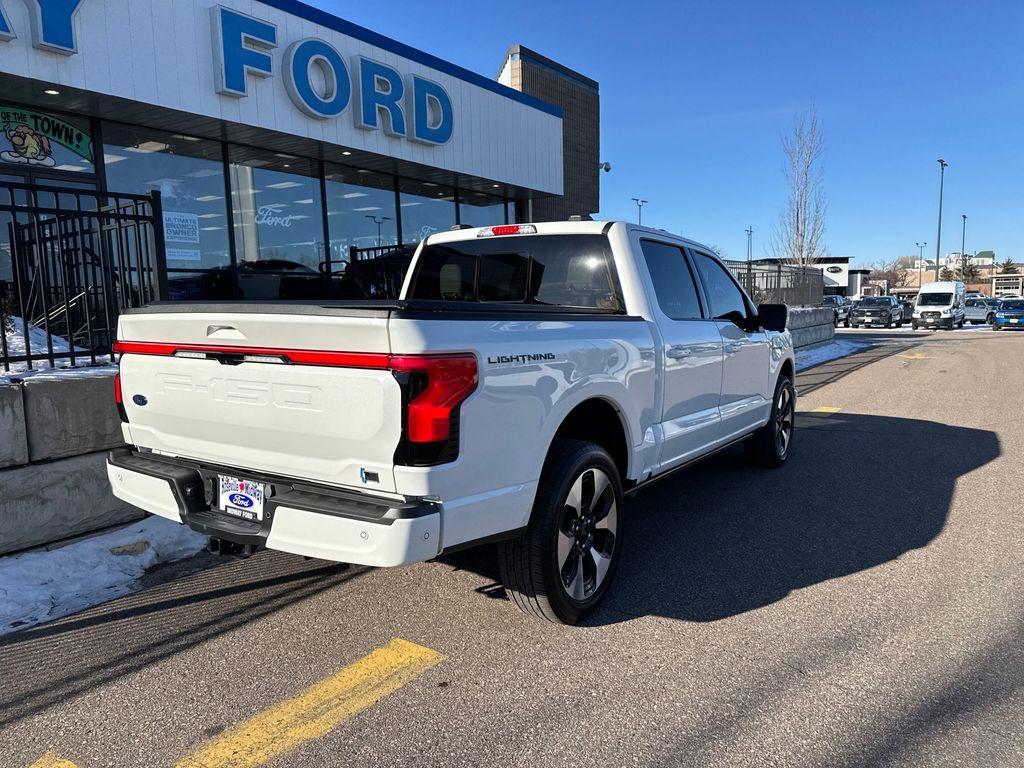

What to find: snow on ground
left=795, top=339, right=867, bottom=370
left=2, top=316, right=113, bottom=382
left=0, top=517, right=206, bottom=636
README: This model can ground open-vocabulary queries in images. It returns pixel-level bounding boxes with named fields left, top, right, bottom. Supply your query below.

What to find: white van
left=913, top=281, right=966, bottom=330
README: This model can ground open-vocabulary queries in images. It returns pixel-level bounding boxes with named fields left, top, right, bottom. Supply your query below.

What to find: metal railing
left=728, top=261, right=824, bottom=307
left=0, top=181, right=165, bottom=373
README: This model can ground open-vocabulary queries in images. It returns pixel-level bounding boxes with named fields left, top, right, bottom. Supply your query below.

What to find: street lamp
left=745, top=226, right=754, bottom=263
left=916, top=241, right=927, bottom=290
left=934, top=159, right=948, bottom=280
left=631, top=197, right=648, bottom=225
left=365, top=215, right=391, bottom=248
left=960, top=214, right=968, bottom=281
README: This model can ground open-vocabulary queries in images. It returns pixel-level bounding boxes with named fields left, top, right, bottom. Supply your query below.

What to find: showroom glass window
left=0, top=104, right=95, bottom=176
left=324, top=165, right=398, bottom=258
left=458, top=189, right=507, bottom=228
left=103, top=124, right=231, bottom=299
left=228, top=147, right=325, bottom=300
left=398, top=178, right=455, bottom=242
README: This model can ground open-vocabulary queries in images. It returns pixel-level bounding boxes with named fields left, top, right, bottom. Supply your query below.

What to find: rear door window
left=639, top=240, right=704, bottom=320
left=409, top=234, right=624, bottom=311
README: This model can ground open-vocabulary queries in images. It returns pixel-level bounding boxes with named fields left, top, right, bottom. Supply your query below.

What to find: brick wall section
left=502, top=46, right=600, bottom=221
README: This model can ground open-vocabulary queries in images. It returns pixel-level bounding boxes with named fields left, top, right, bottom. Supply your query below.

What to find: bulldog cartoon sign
left=0, top=105, right=93, bottom=169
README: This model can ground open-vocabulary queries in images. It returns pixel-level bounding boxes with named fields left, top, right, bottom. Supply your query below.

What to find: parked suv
left=850, top=296, right=903, bottom=328
left=107, top=221, right=795, bottom=624
left=965, top=298, right=999, bottom=325
left=822, top=295, right=852, bottom=327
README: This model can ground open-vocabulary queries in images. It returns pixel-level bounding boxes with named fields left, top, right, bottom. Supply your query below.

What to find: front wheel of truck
left=498, top=439, right=623, bottom=625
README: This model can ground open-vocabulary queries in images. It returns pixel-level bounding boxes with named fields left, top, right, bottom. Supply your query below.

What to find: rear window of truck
left=408, top=235, right=625, bottom=312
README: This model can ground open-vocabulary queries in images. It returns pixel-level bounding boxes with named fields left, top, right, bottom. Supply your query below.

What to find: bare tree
left=769, top=109, right=827, bottom=267
left=869, top=255, right=916, bottom=288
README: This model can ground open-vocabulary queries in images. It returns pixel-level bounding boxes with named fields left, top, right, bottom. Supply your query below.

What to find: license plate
left=1013, top=319, right=1020, bottom=324
left=218, top=475, right=266, bottom=522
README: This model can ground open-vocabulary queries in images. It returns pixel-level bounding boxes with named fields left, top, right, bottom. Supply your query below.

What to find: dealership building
left=0, top=0, right=600, bottom=300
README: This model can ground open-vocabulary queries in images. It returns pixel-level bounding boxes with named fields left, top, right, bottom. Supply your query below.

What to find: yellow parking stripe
left=176, top=638, right=443, bottom=768
left=809, top=406, right=841, bottom=415
left=28, top=753, right=79, bottom=768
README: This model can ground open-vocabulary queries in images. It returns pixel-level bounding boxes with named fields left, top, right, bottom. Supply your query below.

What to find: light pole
left=745, top=226, right=753, bottom=263
left=916, top=241, right=926, bottom=290
left=960, top=214, right=967, bottom=281
left=631, top=197, right=648, bottom=225
left=366, top=215, right=391, bottom=247
left=934, top=159, right=947, bottom=280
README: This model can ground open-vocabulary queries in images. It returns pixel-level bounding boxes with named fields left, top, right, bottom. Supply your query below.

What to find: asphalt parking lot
left=2, top=329, right=1022, bottom=768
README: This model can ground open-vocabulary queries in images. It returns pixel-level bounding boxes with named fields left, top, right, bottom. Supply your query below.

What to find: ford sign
left=826, top=266, right=843, bottom=274
left=228, top=493, right=254, bottom=509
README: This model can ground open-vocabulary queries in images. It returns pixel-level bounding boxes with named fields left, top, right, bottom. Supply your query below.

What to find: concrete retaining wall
left=0, top=368, right=138, bottom=555
left=789, top=307, right=835, bottom=349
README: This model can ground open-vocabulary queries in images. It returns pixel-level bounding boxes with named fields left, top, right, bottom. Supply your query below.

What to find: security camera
left=599, top=162, right=611, bottom=173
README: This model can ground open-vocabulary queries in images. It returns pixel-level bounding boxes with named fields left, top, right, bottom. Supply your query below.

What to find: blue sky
left=313, top=0, right=1022, bottom=267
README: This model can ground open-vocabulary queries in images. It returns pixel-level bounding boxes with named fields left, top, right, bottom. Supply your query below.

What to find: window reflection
left=459, top=189, right=507, bottom=228
left=325, top=165, right=397, bottom=257
left=228, top=148, right=325, bottom=299
left=104, top=124, right=230, bottom=272
left=398, top=178, right=455, bottom=242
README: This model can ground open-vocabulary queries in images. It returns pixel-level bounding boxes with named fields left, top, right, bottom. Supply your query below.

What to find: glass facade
left=398, top=178, right=456, bottom=242
left=1, top=105, right=519, bottom=301
left=325, top=165, right=398, bottom=259
left=459, top=189, right=508, bottom=228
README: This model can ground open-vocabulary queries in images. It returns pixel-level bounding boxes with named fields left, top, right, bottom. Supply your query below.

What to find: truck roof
left=422, top=220, right=716, bottom=255
left=919, top=281, right=964, bottom=291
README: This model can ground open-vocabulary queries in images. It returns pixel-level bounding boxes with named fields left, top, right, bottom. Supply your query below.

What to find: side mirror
left=758, top=303, right=788, bottom=332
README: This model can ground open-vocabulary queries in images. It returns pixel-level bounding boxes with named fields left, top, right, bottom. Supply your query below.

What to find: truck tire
left=498, top=439, right=623, bottom=625
left=745, top=374, right=795, bottom=468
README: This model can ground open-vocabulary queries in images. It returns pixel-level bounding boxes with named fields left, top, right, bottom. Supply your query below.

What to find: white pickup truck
left=108, top=221, right=795, bottom=623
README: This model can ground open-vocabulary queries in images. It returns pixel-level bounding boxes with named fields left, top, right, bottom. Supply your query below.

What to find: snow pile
left=0, top=516, right=206, bottom=635
left=2, top=315, right=107, bottom=380
left=795, top=339, right=866, bottom=370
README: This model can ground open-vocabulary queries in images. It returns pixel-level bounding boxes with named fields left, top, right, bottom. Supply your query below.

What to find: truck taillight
left=476, top=224, right=536, bottom=237
left=114, top=372, right=128, bottom=423
left=391, top=354, right=477, bottom=465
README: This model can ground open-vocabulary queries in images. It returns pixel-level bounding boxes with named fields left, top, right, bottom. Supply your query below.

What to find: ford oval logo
left=228, top=493, right=254, bottom=508
left=826, top=266, right=843, bottom=274
left=132, top=394, right=148, bottom=406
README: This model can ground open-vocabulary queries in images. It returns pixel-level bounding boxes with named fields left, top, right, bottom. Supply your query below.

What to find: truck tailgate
left=116, top=308, right=402, bottom=493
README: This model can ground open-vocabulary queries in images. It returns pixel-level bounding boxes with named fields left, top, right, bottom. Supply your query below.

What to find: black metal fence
left=0, top=181, right=165, bottom=373
left=728, top=261, right=824, bottom=307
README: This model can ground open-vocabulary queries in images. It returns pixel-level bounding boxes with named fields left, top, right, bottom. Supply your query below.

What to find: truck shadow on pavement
left=447, top=412, right=1000, bottom=627
left=600, top=411, right=1000, bottom=624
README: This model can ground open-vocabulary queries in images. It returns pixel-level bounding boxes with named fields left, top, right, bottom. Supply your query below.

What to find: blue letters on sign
left=22, top=0, right=84, bottom=54
left=409, top=76, right=453, bottom=145
left=212, top=6, right=278, bottom=98
left=284, top=38, right=350, bottom=119
left=354, top=56, right=406, bottom=136
left=0, top=2, right=14, bottom=42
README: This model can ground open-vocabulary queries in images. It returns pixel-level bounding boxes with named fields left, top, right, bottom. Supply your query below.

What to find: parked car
left=992, top=298, right=1024, bottom=330
left=850, top=295, right=904, bottom=328
left=965, top=298, right=999, bottom=325
left=107, top=221, right=796, bottom=625
left=822, top=295, right=852, bottom=327
left=899, top=299, right=915, bottom=322
left=913, top=280, right=966, bottom=330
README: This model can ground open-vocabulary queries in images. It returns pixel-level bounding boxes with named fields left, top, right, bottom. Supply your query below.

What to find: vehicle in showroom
left=822, top=295, right=852, bottom=327
left=913, top=281, right=966, bottom=330
left=849, top=295, right=904, bottom=328
left=992, top=298, right=1024, bottom=330
left=107, top=221, right=795, bottom=624
left=965, top=297, right=999, bottom=325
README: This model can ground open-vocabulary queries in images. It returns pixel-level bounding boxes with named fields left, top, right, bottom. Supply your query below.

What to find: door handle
left=666, top=346, right=691, bottom=359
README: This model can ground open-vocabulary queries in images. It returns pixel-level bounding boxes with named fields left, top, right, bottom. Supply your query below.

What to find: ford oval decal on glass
left=228, top=493, right=254, bottom=508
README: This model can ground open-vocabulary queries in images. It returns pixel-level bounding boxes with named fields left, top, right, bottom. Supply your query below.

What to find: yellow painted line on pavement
left=176, top=638, right=443, bottom=768
left=28, top=753, right=79, bottom=768
left=809, top=406, right=841, bottom=415
left=898, top=353, right=933, bottom=359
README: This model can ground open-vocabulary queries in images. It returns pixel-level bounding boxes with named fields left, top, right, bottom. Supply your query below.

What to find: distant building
left=992, top=273, right=1024, bottom=297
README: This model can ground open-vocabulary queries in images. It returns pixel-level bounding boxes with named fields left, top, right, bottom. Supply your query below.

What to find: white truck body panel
left=108, top=221, right=794, bottom=566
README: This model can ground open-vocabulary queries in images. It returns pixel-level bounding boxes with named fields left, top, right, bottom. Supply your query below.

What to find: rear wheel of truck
left=498, top=439, right=623, bottom=625
left=745, top=374, right=796, bottom=468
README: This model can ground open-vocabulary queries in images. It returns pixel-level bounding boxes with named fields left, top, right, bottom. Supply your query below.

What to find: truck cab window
left=692, top=251, right=750, bottom=328
left=639, top=240, right=703, bottom=320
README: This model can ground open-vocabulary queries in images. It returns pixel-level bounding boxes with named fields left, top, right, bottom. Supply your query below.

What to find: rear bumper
left=106, top=448, right=440, bottom=566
